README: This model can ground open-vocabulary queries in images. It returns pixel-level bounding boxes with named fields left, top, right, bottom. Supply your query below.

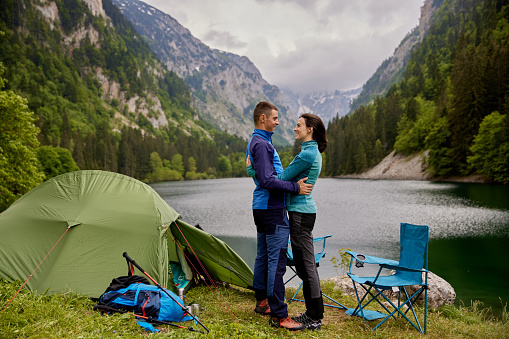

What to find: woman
left=247, top=113, right=327, bottom=331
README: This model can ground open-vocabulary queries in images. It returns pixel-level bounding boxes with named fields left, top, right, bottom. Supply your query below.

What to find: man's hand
left=297, top=177, right=313, bottom=195
left=246, top=155, right=252, bottom=167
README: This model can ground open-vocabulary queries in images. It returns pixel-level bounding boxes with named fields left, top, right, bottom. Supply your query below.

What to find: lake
left=150, top=178, right=509, bottom=315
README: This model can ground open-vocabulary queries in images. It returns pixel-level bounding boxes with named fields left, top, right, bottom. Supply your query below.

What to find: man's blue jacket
left=246, top=129, right=299, bottom=210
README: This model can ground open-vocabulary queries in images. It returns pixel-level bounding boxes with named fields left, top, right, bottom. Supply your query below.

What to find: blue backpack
left=98, top=275, right=192, bottom=331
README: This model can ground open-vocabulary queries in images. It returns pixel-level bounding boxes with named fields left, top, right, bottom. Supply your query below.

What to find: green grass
left=1, top=279, right=508, bottom=338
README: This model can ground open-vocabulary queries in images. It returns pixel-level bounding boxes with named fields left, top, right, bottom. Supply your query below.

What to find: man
left=246, top=102, right=312, bottom=331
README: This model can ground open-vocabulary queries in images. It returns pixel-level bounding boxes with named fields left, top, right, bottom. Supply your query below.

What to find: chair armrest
left=380, top=264, right=429, bottom=273
left=346, top=250, right=399, bottom=266
left=312, top=235, right=332, bottom=243
left=314, top=235, right=332, bottom=257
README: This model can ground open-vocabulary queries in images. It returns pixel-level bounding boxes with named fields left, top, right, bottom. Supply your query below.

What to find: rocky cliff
left=34, top=0, right=199, bottom=136
left=345, top=150, right=431, bottom=181
left=341, top=150, right=486, bottom=183
left=351, top=0, right=441, bottom=111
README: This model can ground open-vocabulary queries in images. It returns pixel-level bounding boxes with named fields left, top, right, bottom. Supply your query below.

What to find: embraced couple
left=246, top=101, right=327, bottom=331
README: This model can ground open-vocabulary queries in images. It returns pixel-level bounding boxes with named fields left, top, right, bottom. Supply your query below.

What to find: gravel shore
left=338, top=150, right=486, bottom=183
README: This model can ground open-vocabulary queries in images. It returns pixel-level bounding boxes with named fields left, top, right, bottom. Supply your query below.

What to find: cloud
left=261, top=36, right=386, bottom=93
left=254, top=0, right=316, bottom=10
left=202, top=30, right=248, bottom=50
left=142, top=0, right=424, bottom=93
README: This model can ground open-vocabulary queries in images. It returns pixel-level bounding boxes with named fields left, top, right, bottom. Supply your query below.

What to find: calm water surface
left=151, top=178, right=509, bottom=315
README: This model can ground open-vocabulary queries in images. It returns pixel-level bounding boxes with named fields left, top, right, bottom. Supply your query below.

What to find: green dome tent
left=0, top=170, right=253, bottom=297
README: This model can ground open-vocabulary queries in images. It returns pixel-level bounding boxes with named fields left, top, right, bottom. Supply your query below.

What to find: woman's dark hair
left=300, top=113, right=327, bottom=153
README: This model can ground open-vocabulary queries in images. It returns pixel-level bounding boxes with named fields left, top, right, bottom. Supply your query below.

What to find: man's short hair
left=253, top=102, right=278, bottom=123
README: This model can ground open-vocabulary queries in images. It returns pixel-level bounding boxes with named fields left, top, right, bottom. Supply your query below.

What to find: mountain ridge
left=282, top=87, right=362, bottom=125
left=112, top=0, right=364, bottom=140
left=112, top=0, right=296, bottom=145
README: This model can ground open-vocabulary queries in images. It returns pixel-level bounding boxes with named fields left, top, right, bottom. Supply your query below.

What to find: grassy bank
left=1, top=279, right=508, bottom=338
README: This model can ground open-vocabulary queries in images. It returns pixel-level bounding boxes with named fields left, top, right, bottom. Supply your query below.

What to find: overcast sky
left=142, top=0, right=424, bottom=94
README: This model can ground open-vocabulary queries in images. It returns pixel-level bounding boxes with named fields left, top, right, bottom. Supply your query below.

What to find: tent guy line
left=1, top=226, right=71, bottom=312
left=0, top=170, right=255, bottom=334
left=165, top=222, right=238, bottom=321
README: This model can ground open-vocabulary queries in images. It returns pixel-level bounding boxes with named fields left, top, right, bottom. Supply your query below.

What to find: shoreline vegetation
left=1, top=278, right=508, bottom=338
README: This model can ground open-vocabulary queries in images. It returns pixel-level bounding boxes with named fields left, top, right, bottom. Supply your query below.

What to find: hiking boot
left=304, top=318, right=322, bottom=331
left=254, top=299, right=270, bottom=315
left=291, top=312, right=322, bottom=331
left=269, top=316, right=305, bottom=331
left=291, top=312, right=310, bottom=323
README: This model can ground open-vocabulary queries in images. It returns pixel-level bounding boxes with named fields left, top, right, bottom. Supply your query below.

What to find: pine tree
left=449, top=37, right=487, bottom=174
left=117, top=128, right=131, bottom=177
left=72, top=131, right=85, bottom=169
left=61, top=111, right=71, bottom=150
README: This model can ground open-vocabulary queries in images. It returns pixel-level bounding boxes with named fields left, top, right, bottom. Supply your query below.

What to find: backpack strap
left=103, top=275, right=151, bottom=293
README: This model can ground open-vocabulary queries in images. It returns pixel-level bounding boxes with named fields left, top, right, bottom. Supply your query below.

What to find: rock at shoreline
left=327, top=271, right=456, bottom=310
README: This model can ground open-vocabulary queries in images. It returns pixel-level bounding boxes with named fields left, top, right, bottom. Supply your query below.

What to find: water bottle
left=178, top=288, right=185, bottom=305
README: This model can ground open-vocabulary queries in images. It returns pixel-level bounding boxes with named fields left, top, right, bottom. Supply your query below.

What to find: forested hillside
left=0, top=0, right=248, bottom=211
left=325, top=0, right=509, bottom=184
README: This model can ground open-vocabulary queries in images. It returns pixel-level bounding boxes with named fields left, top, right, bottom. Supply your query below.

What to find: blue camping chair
left=286, top=235, right=346, bottom=310
left=346, top=223, right=429, bottom=333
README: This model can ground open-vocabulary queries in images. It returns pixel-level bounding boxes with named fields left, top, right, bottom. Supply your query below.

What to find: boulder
left=327, top=271, right=455, bottom=310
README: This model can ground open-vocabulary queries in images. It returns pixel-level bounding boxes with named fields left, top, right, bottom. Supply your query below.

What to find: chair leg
left=424, top=286, right=428, bottom=334
left=371, top=293, right=411, bottom=331
left=374, top=287, right=425, bottom=333
left=288, top=281, right=304, bottom=304
left=402, top=287, right=425, bottom=333
left=288, top=282, right=347, bottom=310
left=284, top=266, right=298, bottom=285
left=403, top=288, right=423, bottom=317
left=357, top=284, right=396, bottom=319
left=351, top=283, right=425, bottom=333
left=284, top=265, right=298, bottom=304
left=351, top=281, right=369, bottom=325
left=322, top=293, right=347, bottom=310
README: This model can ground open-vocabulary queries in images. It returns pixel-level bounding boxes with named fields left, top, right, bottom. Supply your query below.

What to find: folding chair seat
left=286, top=235, right=346, bottom=310
left=346, top=223, right=429, bottom=333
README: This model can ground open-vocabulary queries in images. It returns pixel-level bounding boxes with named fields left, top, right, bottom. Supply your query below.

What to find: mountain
left=15, top=0, right=209, bottom=137
left=324, top=0, right=509, bottom=184
left=0, top=0, right=251, bottom=185
left=111, top=0, right=296, bottom=146
left=282, top=88, right=362, bottom=125
left=351, top=0, right=442, bottom=111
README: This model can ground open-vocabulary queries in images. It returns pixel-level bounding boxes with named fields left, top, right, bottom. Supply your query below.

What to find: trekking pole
left=122, top=252, right=210, bottom=334
left=93, top=303, right=205, bottom=334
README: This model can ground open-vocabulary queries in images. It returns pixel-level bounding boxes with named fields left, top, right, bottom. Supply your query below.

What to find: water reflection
left=430, top=236, right=509, bottom=315
left=429, top=182, right=509, bottom=211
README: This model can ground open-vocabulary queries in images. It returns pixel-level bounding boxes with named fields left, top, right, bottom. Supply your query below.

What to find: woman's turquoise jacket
left=248, top=140, right=322, bottom=213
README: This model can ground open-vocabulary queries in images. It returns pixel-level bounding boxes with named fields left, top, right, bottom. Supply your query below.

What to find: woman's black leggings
left=288, top=211, right=324, bottom=320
